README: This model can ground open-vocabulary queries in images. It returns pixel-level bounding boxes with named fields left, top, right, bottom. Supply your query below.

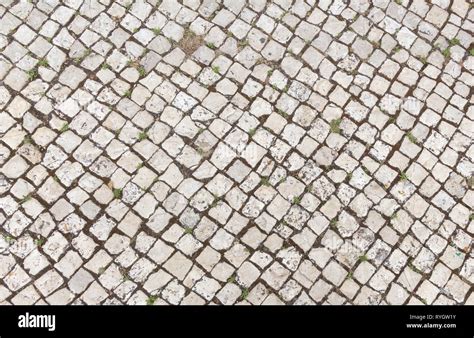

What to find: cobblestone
left=0, top=0, right=472, bottom=305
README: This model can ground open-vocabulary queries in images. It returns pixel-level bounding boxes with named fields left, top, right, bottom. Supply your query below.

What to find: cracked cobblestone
left=0, top=0, right=473, bottom=305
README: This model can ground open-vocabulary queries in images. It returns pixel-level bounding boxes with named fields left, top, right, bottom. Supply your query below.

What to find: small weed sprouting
left=211, top=65, right=220, bottom=74
left=75, top=49, right=92, bottom=63
left=441, top=48, right=451, bottom=59
left=4, top=235, right=15, bottom=244
left=260, top=177, right=270, bottom=187
left=399, top=171, right=409, bottom=181
left=399, top=171, right=408, bottom=181
left=406, top=132, right=418, bottom=144
left=292, top=196, right=301, bottom=205
left=137, top=66, right=146, bottom=77
left=113, top=188, right=123, bottom=199
left=277, top=109, right=289, bottom=119
left=358, top=255, right=369, bottom=262
left=238, top=39, right=249, bottom=49
left=387, top=116, right=396, bottom=124
left=23, top=135, right=34, bottom=145
left=34, top=237, right=46, bottom=247
left=37, top=58, right=49, bottom=67
left=146, top=295, right=158, bottom=305
left=448, top=38, right=460, bottom=46
left=20, top=194, right=32, bottom=204
left=27, top=68, right=38, bottom=81
left=240, top=288, right=249, bottom=300
left=59, top=123, right=69, bottom=133
left=152, top=28, right=161, bottom=36
left=196, top=147, right=205, bottom=156
left=138, top=131, right=148, bottom=141
left=330, top=118, right=342, bottom=134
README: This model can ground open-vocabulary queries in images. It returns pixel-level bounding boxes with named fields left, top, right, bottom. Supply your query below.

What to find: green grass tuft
left=137, top=66, right=146, bottom=77
left=27, top=68, right=38, bottom=81
left=37, top=58, right=49, bottom=67
left=240, top=288, right=249, bottom=300
left=34, top=237, right=46, bottom=247
left=330, top=118, right=342, bottom=134
left=291, top=196, right=301, bottom=205
left=146, top=295, right=158, bottom=305
left=138, top=131, right=148, bottom=141
left=59, top=123, right=69, bottom=133
left=399, top=171, right=409, bottom=181
left=406, top=132, right=418, bottom=144
left=448, top=38, right=460, bottom=46
left=113, top=188, right=123, bottom=199
left=211, top=65, right=220, bottom=74
left=441, top=48, right=451, bottom=59
left=260, top=177, right=270, bottom=187
left=20, top=194, right=32, bottom=204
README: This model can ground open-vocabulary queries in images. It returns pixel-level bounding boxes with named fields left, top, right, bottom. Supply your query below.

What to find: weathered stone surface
left=0, top=0, right=472, bottom=306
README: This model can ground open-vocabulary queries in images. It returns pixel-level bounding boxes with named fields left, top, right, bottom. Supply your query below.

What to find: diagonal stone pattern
left=0, top=0, right=473, bottom=305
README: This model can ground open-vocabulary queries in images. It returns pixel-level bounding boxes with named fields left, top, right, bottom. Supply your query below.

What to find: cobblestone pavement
left=0, top=0, right=473, bottom=306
